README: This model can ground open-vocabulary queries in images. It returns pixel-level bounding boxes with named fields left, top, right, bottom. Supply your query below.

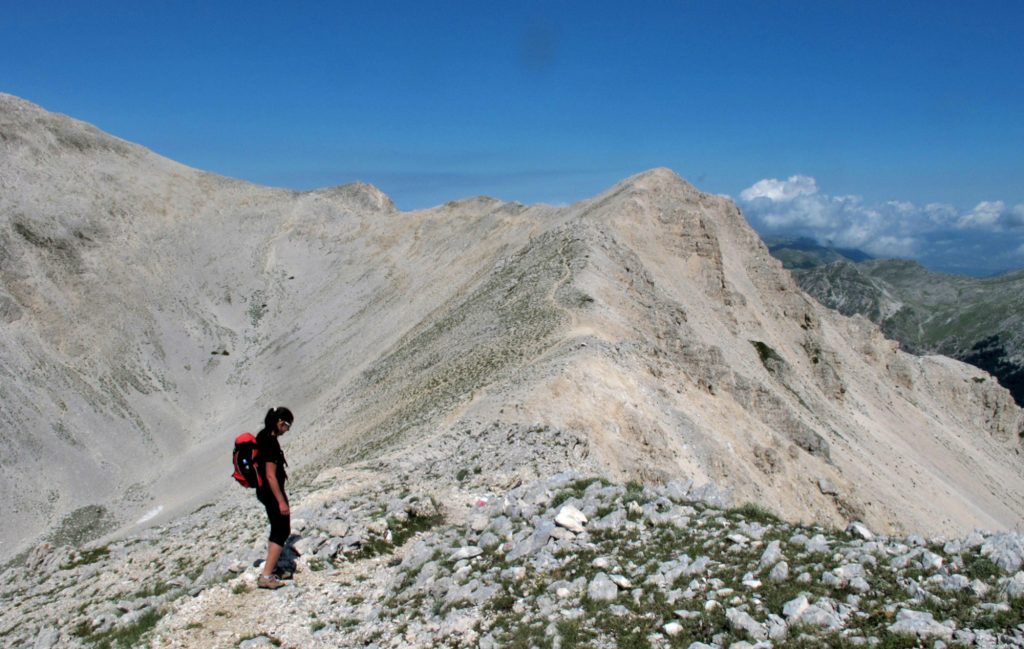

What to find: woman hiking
left=255, top=406, right=294, bottom=590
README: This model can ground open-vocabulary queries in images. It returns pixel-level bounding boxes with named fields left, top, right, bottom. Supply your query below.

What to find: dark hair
left=259, top=406, right=294, bottom=435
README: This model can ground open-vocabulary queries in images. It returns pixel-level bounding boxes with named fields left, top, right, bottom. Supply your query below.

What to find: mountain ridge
left=0, top=94, right=1022, bottom=567
left=764, top=236, right=874, bottom=270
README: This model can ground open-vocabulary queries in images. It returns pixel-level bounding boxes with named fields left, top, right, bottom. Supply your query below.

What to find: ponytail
left=259, top=406, right=294, bottom=435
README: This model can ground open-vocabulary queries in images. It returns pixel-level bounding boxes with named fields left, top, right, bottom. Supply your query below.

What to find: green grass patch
left=61, top=545, right=110, bottom=570
left=552, top=477, right=612, bottom=509
left=782, top=632, right=921, bottom=648
left=391, top=510, right=445, bottom=548
left=624, top=480, right=644, bottom=496
left=354, top=506, right=446, bottom=560
left=962, top=553, right=1001, bottom=581
left=354, top=537, right=392, bottom=559
left=76, top=608, right=164, bottom=649
left=975, top=595, right=1024, bottom=630
left=726, top=502, right=782, bottom=525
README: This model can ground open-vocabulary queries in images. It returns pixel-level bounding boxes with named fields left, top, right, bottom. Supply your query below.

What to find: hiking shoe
left=274, top=567, right=294, bottom=580
left=257, top=574, right=286, bottom=590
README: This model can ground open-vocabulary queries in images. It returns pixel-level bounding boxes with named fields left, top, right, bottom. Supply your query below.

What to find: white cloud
left=958, top=201, right=1005, bottom=228
left=924, top=203, right=958, bottom=225
left=860, top=235, right=917, bottom=258
left=737, top=175, right=1024, bottom=273
left=739, top=175, right=818, bottom=202
left=954, top=201, right=1024, bottom=230
left=738, top=176, right=897, bottom=256
left=1004, top=204, right=1024, bottom=229
left=886, top=200, right=916, bottom=214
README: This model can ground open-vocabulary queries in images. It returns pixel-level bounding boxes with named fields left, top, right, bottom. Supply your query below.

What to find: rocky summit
left=1, top=94, right=1024, bottom=647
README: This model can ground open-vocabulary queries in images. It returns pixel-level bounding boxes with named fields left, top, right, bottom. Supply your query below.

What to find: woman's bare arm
left=263, top=461, right=290, bottom=515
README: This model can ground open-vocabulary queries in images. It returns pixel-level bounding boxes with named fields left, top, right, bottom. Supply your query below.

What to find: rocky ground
left=5, top=463, right=1024, bottom=649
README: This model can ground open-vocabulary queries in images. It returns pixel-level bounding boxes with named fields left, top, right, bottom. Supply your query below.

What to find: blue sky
left=2, top=1, right=1022, bottom=274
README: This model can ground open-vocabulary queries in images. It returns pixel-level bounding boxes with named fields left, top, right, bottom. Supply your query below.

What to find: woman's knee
left=269, top=515, right=290, bottom=545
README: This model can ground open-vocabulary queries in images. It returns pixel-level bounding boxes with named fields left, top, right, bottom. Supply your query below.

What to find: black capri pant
left=256, top=488, right=290, bottom=546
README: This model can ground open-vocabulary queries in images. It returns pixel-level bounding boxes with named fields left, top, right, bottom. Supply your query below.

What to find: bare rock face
left=0, top=93, right=1022, bottom=559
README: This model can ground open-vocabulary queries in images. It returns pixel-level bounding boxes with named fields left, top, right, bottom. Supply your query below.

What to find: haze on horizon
left=2, top=1, right=1021, bottom=275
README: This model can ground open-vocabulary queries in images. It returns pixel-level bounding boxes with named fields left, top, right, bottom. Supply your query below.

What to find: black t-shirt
left=256, top=430, right=287, bottom=489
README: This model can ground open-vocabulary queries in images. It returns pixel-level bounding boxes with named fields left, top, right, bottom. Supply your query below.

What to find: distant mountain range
left=763, top=236, right=874, bottom=269
left=768, top=238, right=1024, bottom=406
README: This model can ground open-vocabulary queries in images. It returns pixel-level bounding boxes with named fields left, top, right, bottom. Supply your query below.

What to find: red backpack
left=232, top=432, right=262, bottom=488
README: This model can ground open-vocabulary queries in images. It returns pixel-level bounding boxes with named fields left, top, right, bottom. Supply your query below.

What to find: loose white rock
left=555, top=505, right=588, bottom=533
left=847, top=521, right=874, bottom=540
left=588, top=572, right=619, bottom=602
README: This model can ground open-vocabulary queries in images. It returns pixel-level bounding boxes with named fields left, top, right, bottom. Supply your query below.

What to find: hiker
left=255, top=406, right=294, bottom=590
